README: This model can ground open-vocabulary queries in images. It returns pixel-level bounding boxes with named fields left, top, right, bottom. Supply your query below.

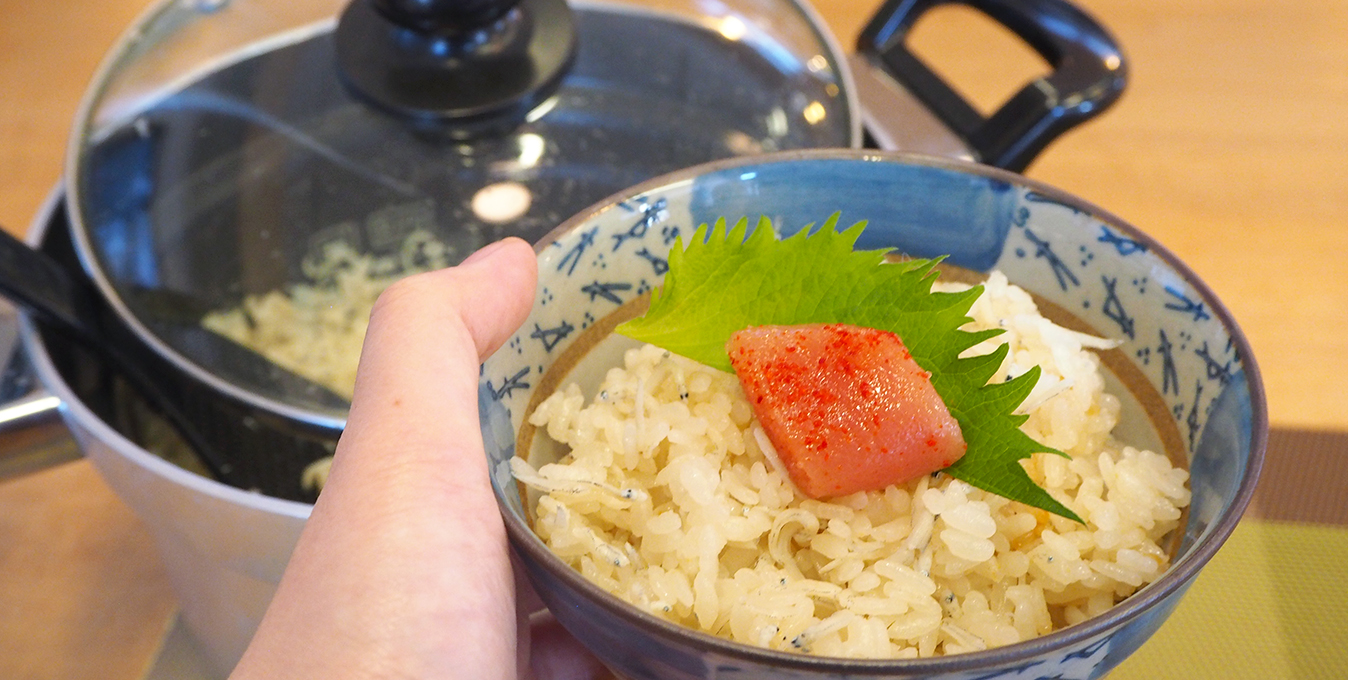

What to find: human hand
left=230, top=238, right=605, bottom=680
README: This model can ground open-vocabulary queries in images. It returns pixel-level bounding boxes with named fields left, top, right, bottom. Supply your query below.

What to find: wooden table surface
left=1, top=0, right=1345, bottom=678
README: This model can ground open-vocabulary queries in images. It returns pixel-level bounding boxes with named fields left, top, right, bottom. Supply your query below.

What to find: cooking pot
left=3, top=0, right=1127, bottom=501
left=63, top=0, right=1121, bottom=444
left=0, top=0, right=1126, bottom=675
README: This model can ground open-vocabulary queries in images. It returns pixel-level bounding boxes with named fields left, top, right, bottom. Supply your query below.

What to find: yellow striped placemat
left=1111, top=519, right=1348, bottom=679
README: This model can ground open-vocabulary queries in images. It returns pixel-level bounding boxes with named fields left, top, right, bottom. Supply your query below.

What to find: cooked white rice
left=201, top=231, right=454, bottom=400
left=515, top=271, right=1191, bottom=658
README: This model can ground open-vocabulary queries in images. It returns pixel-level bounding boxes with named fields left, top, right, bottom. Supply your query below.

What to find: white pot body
left=18, top=309, right=311, bottom=677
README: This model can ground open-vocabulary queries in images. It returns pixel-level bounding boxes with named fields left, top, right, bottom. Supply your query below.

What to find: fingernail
left=461, top=238, right=510, bottom=267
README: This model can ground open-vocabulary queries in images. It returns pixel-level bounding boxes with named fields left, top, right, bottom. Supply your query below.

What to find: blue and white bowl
left=480, top=150, right=1266, bottom=680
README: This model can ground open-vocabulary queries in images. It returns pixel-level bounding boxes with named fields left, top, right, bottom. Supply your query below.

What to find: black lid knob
left=336, top=0, right=575, bottom=124
left=372, top=0, right=520, bottom=33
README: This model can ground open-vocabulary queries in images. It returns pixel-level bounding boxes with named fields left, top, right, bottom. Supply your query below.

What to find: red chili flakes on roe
left=727, top=323, right=967, bottom=498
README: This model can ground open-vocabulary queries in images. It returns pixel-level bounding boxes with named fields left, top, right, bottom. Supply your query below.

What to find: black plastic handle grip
left=858, top=0, right=1127, bottom=172
left=0, top=226, right=245, bottom=484
left=0, top=227, right=104, bottom=345
left=0, top=225, right=351, bottom=489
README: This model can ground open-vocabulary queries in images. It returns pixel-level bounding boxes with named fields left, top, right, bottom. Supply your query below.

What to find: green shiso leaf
left=616, top=213, right=1083, bottom=522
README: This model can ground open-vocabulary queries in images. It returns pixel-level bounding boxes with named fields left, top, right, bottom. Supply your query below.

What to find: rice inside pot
left=201, top=231, right=455, bottom=401
left=515, top=272, right=1191, bottom=658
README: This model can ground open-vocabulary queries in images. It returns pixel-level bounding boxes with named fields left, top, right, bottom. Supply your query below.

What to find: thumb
left=365, top=235, right=537, bottom=365
left=232, top=238, right=538, bottom=680
left=338, top=233, right=536, bottom=495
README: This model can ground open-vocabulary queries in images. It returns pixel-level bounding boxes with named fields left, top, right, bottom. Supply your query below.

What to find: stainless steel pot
left=0, top=0, right=1127, bottom=675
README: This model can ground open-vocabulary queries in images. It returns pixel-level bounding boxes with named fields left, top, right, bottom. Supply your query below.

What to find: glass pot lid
left=66, top=0, right=858, bottom=433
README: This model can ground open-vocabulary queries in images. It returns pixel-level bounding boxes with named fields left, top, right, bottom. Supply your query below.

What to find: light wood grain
left=0, top=462, right=176, bottom=679
left=1, top=0, right=1345, bottom=676
left=1, top=2, right=180, bottom=679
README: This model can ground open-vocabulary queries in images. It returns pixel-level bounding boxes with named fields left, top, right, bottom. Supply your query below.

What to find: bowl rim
left=505, top=148, right=1268, bottom=672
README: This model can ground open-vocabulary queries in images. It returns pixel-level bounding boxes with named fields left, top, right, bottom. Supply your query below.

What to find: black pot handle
left=857, top=0, right=1126, bottom=171
left=0, top=223, right=350, bottom=490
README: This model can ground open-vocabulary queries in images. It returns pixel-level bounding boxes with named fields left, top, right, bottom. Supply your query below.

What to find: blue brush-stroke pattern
left=581, top=281, right=632, bottom=305
left=488, top=367, right=531, bottom=400
left=530, top=322, right=575, bottom=352
left=1101, top=275, right=1136, bottom=339
left=661, top=224, right=682, bottom=246
left=1021, top=226, right=1080, bottom=291
left=635, top=247, right=669, bottom=275
left=1194, top=341, right=1235, bottom=385
left=1186, top=379, right=1205, bottom=451
left=1098, top=225, right=1148, bottom=255
left=612, top=197, right=669, bottom=251
left=1164, top=285, right=1211, bottom=321
left=1158, top=329, right=1180, bottom=396
left=558, top=226, right=598, bottom=275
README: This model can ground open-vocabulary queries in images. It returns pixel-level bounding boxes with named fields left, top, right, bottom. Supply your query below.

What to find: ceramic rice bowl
left=480, top=150, right=1266, bottom=680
